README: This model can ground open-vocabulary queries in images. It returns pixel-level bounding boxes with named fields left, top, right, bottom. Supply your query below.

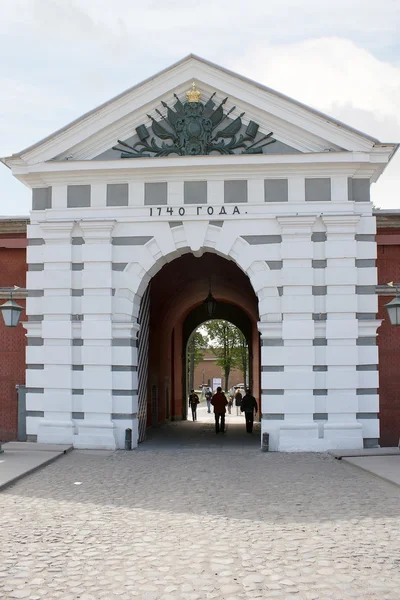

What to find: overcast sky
left=0, top=0, right=399, bottom=215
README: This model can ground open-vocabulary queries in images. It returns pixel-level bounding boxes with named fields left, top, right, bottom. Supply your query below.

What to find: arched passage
left=140, top=252, right=260, bottom=437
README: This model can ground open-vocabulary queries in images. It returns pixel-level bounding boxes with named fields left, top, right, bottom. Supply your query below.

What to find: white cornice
left=3, top=56, right=390, bottom=168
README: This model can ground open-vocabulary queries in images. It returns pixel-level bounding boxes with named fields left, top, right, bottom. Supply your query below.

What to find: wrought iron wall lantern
left=384, top=282, right=400, bottom=326
left=203, top=278, right=217, bottom=318
left=0, top=287, right=24, bottom=327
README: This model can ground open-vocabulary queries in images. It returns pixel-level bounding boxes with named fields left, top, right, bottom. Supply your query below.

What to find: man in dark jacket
left=240, top=388, right=258, bottom=433
left=211, top=387, right=228, bottom=434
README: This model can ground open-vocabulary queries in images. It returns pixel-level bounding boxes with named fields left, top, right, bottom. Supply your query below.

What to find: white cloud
left=0, top=3, right=399, bottom=214
left=234, top=38, right=400, bottom=207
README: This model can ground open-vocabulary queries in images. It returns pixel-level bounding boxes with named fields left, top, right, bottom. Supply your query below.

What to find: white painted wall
left=25, top=167, right=379, bottom=451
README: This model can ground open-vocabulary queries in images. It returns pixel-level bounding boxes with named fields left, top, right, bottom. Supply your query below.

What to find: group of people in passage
left=188, top=387, right=258, bottom=434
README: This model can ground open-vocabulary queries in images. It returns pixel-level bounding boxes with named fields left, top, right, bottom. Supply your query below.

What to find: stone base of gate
left=261, top=420, right=364, bottom=452
left=37, top=420, right=75, bottom=445
left=323, top=422, right=363, bottom=450
left=73, top=421, right=117, bottom=450
left=278, top=423, right=321, bottom=452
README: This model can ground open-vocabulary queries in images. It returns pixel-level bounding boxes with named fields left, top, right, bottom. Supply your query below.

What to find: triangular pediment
left=3, top=54, right=390, bottom=168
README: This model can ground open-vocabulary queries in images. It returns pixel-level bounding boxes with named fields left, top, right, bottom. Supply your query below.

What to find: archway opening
left=138, top=252, right=260, bottom=441
left=186, top=319, right=250, bottom=422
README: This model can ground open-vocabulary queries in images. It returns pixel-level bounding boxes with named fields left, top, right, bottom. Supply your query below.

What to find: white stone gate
left=3, top=55, right=396, bottom=451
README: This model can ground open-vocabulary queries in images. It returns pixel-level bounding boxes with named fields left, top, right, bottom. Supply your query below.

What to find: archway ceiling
left=150, top=253, right=258, bottom=325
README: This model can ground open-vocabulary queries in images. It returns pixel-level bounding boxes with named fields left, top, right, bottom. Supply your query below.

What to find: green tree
left=203, top=320, right=244, bottom=392
left=187, top=330, right=208, bottom=391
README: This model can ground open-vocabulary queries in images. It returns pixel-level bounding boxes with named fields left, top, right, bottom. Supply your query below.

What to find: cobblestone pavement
left=0, top=421, right=399, bottom=600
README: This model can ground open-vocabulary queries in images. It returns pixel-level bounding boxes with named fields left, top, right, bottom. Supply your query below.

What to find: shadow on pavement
left=2, top=418, right=400, bottom=526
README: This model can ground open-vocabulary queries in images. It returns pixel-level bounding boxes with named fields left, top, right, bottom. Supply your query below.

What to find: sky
left=0, top=0, right=399, bottom=215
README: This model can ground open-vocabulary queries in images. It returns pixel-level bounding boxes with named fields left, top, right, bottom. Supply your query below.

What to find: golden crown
left=186, top=81, right=201, bottom=103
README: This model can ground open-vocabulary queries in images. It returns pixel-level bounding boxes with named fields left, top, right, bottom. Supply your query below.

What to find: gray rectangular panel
left=311, top=232, right=327, bottom=242
left=356, top=259, right=375, bottom=268
left=313, top=313, right=327, bottom=321
left=261, top=339, right=284, bottom=346
left=262, top=389, right=284, bottom=395
left=355, top=234, right=375, bottom=242
left=107, top=183, right=129, bottom=206
left=305, top=178, right=331, bottom=202
left=262, top=414, right=284, bottom=420
left=313, top=389, right=327, bottom=396
left=357, top=413, right=378, bottom=419
left=26, top=364, right=44, bottom=370
left=357, top=337, right=376, bottom=346
left=313, top=413, right=328, bottom=420
left=313, top=365, right=328, bottom=371
left=28, top=238, right=45, bottom=246
left=356, top=286, right=376, bottom=295
left=261, top=365, right=284, bottom=372
left=112, top=236, right=152, bottom=245
left=32, top=187, right=52, bottom=210
left=26, top=410, right=44, bottom=417
left=242, top=235, right=282, bottom=245
left=71, top=237, right=85, bottom=245
left=266, top=261, right=283, bottom=270
left=25, top=388, right=44, bottom=394
left=313, top=338, right=327, bottom=346
left=28, top=263, right=44, bottom=271
left=144, top=182, right=167, bottom=205
left=348, top=178, right=370, bottom=202
left=312, top=260, right=327, bottom=268
left=72, top=412, right=84, bottom=419
left=27, top=337, right=43, bottom=346
left=264, top=179, right=288, bottom=202
left=184, top=181, right=207, bottom=204
left=224, top=180, right=247, bottom=203
left=312, top=286, right=327, bottom=296
left=112, top=263, right=128, bottom=271
left=72, top=263, right=84, bottom=271
left=356, top=364, right=377, bottom=371
left=363, top=438, right=379, bottom=448
left=112, top=413, right=137, bottom=419
left=112, top=338, right=135, bottom=346
left=28, top=290, right=44, bottom=297
left=67, top=185, right=91, bottom=208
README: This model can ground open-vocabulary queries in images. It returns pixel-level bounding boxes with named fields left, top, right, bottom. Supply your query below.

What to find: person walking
left=240, top=388, right=258, bottom=433
left=205, top=387, right=212, bottom=413
left=211, top=386, right=228, bottom=434
left=189, top=389, right=200, bottom=421
left=234, top=388, right=242, bottom=415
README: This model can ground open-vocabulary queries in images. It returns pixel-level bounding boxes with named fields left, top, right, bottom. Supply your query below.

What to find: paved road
left=0, top=420, right=399, bottom=600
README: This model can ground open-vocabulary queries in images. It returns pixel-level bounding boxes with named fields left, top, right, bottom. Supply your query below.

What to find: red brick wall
left=377, top=231, right=400, bottom=446
left=194, top=353, right=245, bottom=390
left=0, top=237, right=27, bottom=441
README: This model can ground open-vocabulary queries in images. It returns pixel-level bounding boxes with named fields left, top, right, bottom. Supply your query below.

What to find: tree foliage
left=203, top=320, right=248, bottom=391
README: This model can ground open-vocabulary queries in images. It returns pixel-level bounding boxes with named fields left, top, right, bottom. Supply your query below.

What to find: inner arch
left=139, top=252, right=261, bottom=436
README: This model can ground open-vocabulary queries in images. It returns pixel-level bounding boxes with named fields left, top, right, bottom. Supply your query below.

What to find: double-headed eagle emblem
left=113, top=82, right=275, bottom=158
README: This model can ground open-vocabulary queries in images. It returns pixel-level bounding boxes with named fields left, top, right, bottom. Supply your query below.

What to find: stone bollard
left=125, top=428, right=132, bottom=451
left=261, top=432, right=269, bottom=452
